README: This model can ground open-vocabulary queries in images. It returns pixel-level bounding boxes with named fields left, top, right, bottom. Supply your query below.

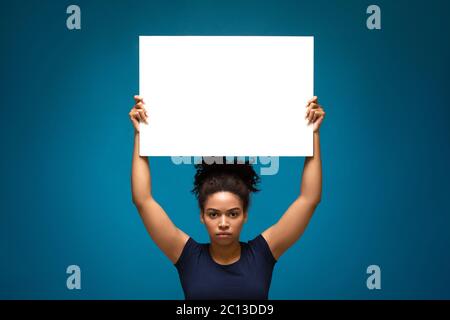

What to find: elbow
left=312, top=196, right=321, bottom=205
left=132, top=194, right=152, bottom=207
left=132, top=197, right=140, bottom=207
left=314, top=195, right=322, bottom=204
left=300, top=195, right=321, bottom=206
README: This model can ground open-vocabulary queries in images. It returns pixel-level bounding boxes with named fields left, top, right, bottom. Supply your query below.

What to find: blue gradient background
left=1, top=0, right=449, bottom=299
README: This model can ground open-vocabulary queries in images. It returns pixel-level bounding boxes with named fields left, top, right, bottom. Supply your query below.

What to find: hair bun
left=192, top=157, right=260, bottom=196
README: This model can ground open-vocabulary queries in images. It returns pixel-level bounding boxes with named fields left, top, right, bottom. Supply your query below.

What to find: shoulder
left=247, top=234, right=278, bottom=265
left=173, top=236, right=203, bottom=268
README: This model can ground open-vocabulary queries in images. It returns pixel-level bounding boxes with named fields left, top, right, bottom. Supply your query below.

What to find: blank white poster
left=139, top=36, right=314, bottom=156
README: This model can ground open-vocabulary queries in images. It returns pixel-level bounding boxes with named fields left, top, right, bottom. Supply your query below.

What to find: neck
left=209, top=240, right=241, bottom=265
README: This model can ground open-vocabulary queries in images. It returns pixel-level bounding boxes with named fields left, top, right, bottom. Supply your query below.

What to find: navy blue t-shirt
left=174, top=234, right=277, bottom=300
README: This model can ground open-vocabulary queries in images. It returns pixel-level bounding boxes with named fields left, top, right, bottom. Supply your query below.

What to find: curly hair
left=191, top=157, right=261, bottom=213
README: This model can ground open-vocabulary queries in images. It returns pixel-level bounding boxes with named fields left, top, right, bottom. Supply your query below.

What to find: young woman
left=129, top=95, right=325, bottom=300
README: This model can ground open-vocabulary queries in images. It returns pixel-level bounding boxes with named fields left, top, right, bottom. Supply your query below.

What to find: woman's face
left=200, top=191, right=247, bottom=245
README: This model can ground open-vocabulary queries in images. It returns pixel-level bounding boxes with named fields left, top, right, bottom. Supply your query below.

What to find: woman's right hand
left=129, top=95, right=149, bottom=133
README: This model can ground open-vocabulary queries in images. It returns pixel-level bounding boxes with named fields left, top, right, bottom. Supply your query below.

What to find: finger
left=129, top=109, right=138, bottom=120
left=309, top=112, right=316, bottom=124
left=315, top=115, right=324, bottom=128
left=135, top=101, right=144, bottom=110
left=134, top=110, right=143, bottom=123
left=134, top=95, right=144, bottom=104
left=138, top=109, right=148, bottom=124
left=315, top=110, right=325, bottom=122
left=305, top=106, right=311, bottom=120
left=129, top=111, right=140, bottom=130
left=311, top=110, right=321, bottom=123
left=307, top=110, right=313, bottom=123
left=309, top=112, right=317, bottom=124
left=136, top=104, right=149, bottom=118
left=315, top=110, right=325, bottom=118
left=312, top=112, right=321, bottom=123
left=307, top=106, right=319, bottom=120
left=137, top=109, right=146, bottom=123
left=307, top=96, right=318, bottom=104
left=308, top=110, right=316, bottom=123
left=309, top=103, right=320, bottom=109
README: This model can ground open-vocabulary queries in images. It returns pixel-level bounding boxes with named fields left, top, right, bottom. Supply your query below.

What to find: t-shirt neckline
left=206, top=242, right=244, bottom=267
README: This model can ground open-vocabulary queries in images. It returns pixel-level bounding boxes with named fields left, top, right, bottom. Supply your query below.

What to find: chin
left=213, top=235, right=235, bottom=244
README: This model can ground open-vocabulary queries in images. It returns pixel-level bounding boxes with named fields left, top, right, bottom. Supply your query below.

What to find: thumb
left=308, top=96, right=318, bottom=104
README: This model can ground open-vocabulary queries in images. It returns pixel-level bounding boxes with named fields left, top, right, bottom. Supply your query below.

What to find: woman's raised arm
left=262, top=96, right=325, bottom=260
left=130, top=96, right=189, bottom=264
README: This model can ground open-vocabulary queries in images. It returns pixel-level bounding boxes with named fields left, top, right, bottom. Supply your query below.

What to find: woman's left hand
left=305, top=96, right=326, bottom=133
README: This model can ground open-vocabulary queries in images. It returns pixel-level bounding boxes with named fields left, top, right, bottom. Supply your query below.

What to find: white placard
left=139, top=36, right=314, bottom=156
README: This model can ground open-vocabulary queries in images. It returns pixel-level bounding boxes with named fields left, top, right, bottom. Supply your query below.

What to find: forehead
left=204, top=192, right=242, bottom=210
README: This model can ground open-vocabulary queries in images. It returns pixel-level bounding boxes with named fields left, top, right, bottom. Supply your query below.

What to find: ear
left=200, top=211, right=205, bottom=224
left=243, top=211, right=248, bottom=223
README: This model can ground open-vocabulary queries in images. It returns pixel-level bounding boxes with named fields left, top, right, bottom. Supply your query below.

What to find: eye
left=229, top=211, right=239, bottom=217
left=208, top=212, right=217, bottom=218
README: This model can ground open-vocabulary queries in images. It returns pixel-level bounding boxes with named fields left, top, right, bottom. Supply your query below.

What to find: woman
left=129, top=95, right=325, bottom=300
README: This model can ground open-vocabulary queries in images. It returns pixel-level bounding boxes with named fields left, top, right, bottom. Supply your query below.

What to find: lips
left=216, top=232, right=232, bottom=236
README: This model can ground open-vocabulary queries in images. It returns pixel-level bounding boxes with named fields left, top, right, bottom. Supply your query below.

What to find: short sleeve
left=248, top=234, right=277, bottom=266
left=174, top=237, right=201, bottom=271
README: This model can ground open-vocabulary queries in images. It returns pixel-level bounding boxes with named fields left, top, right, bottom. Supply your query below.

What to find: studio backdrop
left=1, top=0, right=449, bottom=299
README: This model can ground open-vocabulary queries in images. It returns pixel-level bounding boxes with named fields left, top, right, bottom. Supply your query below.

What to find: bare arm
left=263, top=97, right=325, bottom=260
left=130, top=96, right=189, bottom=264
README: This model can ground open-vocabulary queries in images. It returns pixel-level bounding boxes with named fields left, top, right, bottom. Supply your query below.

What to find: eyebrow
left=206, top=207, right=241, bottom=212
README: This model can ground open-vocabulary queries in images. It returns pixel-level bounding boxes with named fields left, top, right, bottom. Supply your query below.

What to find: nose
left=218, top=216, right=230, bottom=229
